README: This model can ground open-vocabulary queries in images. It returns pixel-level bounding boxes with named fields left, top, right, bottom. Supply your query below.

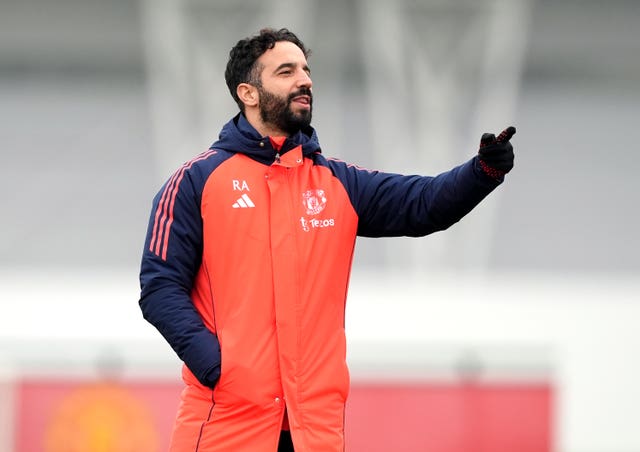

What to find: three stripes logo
left=232, top=193, right=255, bottom=209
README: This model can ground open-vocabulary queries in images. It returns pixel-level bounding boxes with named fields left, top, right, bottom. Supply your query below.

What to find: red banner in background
left=15, top=378, right=551, bottom=451
left=346, top=382, right=552, bottom=452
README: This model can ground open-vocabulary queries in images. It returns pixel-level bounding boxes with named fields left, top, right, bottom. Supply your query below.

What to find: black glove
left=477, top=126, right=516, bottom=179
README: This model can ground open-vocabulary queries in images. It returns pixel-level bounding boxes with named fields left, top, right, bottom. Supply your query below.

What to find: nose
left=297, top=69, right=312, bottom=89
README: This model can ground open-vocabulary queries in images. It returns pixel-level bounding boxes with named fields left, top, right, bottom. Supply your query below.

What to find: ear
left=237, top=83, right=259, bottom=109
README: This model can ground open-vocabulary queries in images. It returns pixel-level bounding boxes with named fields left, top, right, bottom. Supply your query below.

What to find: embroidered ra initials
left=232, top=180, right=250, bottom=191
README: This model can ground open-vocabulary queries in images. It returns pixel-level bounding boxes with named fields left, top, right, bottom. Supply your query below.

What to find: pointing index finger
left=496, top=126, right=516, bottom=143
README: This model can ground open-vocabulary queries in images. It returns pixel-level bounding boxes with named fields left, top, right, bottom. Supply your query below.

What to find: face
left=255, top=41, right=313, bottom=135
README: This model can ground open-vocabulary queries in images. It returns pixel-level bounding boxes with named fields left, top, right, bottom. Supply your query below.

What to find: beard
left=257, top=86, right=313, bottom=135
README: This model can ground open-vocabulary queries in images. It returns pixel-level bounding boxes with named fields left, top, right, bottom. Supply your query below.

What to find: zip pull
left=269, top=136, right=286, bottom=164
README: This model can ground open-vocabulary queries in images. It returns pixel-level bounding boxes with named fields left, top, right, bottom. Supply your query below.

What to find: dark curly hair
left=225, top=28, right=310, bottom=112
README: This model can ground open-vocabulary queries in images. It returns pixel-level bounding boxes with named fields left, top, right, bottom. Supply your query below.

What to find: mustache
left=288, top=88, right=313, bottom=103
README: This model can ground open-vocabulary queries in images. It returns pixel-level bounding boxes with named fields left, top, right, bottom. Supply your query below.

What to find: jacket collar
left=210, top=113, right=322, bottom=164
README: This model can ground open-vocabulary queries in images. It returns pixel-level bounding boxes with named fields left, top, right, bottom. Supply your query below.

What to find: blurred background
left=1, top=0, right=638, bottom=450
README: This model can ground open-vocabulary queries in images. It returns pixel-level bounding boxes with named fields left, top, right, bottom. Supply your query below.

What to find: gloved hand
left=477, top=126, right=516, bottom=179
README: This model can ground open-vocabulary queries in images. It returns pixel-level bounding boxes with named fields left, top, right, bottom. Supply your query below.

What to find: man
left=139, top=28, right=515, bottom=452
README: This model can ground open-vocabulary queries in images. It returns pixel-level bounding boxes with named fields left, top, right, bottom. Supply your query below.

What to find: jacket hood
left=210, top=113, right=322, bottom=164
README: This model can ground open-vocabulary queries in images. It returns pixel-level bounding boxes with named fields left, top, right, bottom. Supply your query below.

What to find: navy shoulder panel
left=145, top=148, right=233, bottom=261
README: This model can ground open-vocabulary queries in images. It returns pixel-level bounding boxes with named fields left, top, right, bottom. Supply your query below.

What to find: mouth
left=291, top=94, right=312, bottom=106
left=290, top=94, right=312, bottom=107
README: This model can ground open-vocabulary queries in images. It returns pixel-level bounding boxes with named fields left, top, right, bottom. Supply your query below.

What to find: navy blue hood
left=210, top=113, right=322, bottom=164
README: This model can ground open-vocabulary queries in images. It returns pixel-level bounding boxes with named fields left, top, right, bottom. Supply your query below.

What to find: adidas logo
left=232, top=193, right=255, bottom=208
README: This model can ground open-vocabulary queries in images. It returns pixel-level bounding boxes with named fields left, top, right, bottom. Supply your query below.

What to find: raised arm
left=329, top=127, right=516, bottom=237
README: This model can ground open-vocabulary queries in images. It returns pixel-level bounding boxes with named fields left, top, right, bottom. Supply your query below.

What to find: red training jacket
left=139, top=113, right=503, bottom=451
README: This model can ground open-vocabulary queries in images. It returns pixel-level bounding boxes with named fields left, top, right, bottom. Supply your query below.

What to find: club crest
left=302, top=189, right=327, bottom=216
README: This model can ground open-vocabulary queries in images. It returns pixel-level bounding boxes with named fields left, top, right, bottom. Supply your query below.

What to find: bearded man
left=139, top=27, right=516, bottom=452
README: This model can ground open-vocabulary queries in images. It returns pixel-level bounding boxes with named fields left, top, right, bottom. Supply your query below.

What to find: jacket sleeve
left=329, top=156, right=503, bottom=237
left=138, top=167, right=220, bottom=388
